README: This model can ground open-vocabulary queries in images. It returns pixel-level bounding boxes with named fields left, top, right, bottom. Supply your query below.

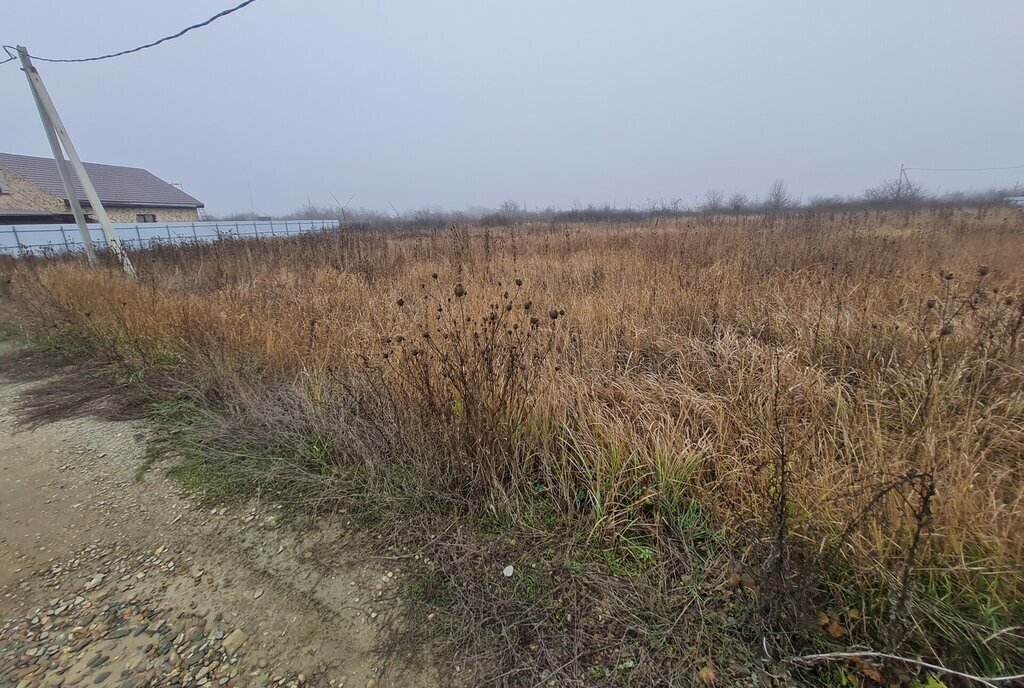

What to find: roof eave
left=72, top=200, right=204, bottom=209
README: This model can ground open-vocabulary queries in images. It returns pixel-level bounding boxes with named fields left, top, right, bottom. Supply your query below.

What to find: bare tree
left=727, top=192, right=749, bottom=213
left=700, top=189, right=725, bottom=213
left=764, top=179, right=793, bottom=213
left=863, top=178, right=926, bottom=206
left=499, top=199, right=523, bottom=216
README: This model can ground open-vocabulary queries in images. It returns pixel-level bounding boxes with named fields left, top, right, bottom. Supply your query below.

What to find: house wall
left=104, top=206, right=201, bottom=223
left=0, top=168, right=65, bottom=213
left=1, top=167, right=200, bottom=222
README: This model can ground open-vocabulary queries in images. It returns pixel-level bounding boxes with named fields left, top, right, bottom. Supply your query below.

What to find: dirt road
left=0, top=371, right=433, bottom=688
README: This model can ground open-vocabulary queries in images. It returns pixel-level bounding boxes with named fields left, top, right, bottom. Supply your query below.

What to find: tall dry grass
left=7, top=207, right=1024, bottom=678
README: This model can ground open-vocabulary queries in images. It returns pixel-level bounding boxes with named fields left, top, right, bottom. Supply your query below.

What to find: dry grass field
left=5, top=207, right=1023, bottom=686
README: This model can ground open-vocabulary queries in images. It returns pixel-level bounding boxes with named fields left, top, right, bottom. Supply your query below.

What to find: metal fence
left=0, top=219, right=342, bottom=256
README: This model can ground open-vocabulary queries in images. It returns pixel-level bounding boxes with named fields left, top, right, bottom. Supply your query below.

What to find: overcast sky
left=3, top=1, right=1023, bottom=215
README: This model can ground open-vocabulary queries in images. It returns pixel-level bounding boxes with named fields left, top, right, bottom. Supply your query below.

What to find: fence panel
left=0, top=219, right=342, bottom=256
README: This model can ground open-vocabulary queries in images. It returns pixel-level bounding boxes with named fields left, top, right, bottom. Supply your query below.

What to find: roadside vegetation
left=2, top=207, right=1023, bottom=686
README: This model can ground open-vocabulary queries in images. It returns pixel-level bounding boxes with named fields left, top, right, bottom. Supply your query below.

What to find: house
left=1006, top=196, right=1024, bottom=208
left=0, top=152, right=203, bottom=224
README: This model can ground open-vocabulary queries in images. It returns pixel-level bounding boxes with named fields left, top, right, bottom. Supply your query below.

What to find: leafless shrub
left=764, top=178, right=793, bottom=213
left=727, top=192, right=749, bottom=213
left=373, top=277, right=563, bottom=493
left=863, top=178, right=926, bottom=207
left=700, top=189, right=725, bottom=214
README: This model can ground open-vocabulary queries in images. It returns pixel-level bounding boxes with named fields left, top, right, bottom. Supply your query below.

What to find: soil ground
left=0, top=354, right=436, bottom=688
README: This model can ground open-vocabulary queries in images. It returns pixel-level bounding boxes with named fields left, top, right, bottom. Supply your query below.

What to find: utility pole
left=894, top=164, right=916, bottom=204
left=17, top=46, right=135, bottom=276
left=16, top=49, right=96, bottom=264
left=900, top=165, right=913, bottom=198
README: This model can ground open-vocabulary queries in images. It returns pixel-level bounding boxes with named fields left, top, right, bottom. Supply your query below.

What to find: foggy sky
left=3, top=1, right=1023, bottom=215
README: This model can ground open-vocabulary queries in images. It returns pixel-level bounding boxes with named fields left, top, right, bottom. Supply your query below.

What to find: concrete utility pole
left=17, top=46, right=135, bottom=276
left=16, top=49, right=96, bottom=264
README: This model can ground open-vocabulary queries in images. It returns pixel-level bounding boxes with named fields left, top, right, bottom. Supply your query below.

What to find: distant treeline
left=206, top=179, right=1023, bottom=228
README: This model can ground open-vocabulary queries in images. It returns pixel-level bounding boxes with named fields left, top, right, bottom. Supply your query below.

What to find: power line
left=904, top=164, right=1024, bottom=172
left=2, top=0, right=259, bottom=64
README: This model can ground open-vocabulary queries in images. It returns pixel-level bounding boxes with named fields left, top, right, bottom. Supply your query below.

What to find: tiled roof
left=0, top=152, right=203, bottom=208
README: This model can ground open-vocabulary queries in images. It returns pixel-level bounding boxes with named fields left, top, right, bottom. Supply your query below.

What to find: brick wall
left=104, top=206, right=201, bottom=223
left=0, top=168, right=65, bottom=212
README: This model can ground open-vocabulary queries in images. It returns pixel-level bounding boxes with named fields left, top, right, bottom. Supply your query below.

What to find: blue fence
left=0, top=219, right=342, bottom=256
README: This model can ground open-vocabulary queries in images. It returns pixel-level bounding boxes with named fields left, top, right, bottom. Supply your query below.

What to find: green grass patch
left=0, top=321, right=22, bottom=342
left=134, top=443, right=165, bottom=482
left=588, top=533, right=657, bottom=577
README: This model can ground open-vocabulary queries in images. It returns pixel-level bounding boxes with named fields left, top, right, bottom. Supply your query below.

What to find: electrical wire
left=2, top=0, right=259, bottom=64
left=904, top=164, right=1024, bottom=172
